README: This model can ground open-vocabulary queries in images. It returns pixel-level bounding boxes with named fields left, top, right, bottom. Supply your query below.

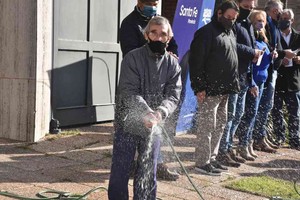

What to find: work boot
left=253, top=138, right=277, bottom=153
left=248, top=140, right=258, bottom=158
left=211, top=160, right=228, bottom=171
left=216, top=152, right=240, bottom=167
left=228, top=148, right=246, bottom=163
left=264, top=137, right=279, bottom=149
left=157, top=163, right=179, bottom=181
left=236, top=145, right=255, bottom=161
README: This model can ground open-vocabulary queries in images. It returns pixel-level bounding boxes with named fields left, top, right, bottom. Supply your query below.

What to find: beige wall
left=35, top=0, right=52, bottom=141
left=0, top=0, right=52, bottom=142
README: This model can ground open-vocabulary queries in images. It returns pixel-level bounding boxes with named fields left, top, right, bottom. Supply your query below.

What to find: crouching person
left=108, top=16, right=182, bottom=200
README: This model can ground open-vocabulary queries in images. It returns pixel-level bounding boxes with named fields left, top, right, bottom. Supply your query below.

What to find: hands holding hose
left=143, top=111, right=162, bottom=128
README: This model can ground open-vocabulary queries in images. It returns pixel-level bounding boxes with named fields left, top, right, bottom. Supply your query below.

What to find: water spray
left=155, top=124, right=206, bottom=200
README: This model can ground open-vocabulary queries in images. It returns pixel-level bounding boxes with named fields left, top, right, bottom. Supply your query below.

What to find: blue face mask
left=142, top=5, right=157, bottom=17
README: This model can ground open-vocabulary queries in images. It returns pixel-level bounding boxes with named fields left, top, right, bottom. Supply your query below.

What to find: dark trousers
left=108, top=126, right=161, bottom=200
left=272, top=90, right=300, bottom=147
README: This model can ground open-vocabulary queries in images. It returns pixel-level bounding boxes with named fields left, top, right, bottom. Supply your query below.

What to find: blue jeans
left=236, top=82, right=264, bottom=146
left=253, top=70, right=277, bottom=141
left=219, top=74, right=248, bottom=152
left=272, top=90, right=300, bottom=147
left=108, top=126, right=161, bottom=200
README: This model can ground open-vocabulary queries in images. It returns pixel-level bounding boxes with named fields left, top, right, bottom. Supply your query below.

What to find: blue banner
left=173, top=0, right=216, bottom=134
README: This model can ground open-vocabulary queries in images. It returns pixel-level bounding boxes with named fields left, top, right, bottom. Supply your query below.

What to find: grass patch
left=45, top=129, right=81, bottom=140
left=225, top=176, right=300, bottom=199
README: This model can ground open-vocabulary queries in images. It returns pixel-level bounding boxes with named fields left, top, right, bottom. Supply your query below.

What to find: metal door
left=52, top=0, right=134, bottom=126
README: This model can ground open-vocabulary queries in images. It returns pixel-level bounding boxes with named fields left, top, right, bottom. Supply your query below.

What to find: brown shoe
left=228, top=149, right=246, bottom=163
left=248, top=140, right=258, bottom=158
left=264, top=137, right=279, bottom=149
left=216, top=152, right=240, bottom=167
left=236, top=145, right=255, bottom=161
left=157, top=163, right=179, bottom=181
left=253, top=139, right=277, bottom=153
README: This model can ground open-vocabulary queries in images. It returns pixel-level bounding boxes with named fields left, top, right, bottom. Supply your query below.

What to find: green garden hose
left=159, top=125, right=205, bottom=200
left=0, top=124, right=206, bottom=200
left=0, top=186, right=107, bottom=200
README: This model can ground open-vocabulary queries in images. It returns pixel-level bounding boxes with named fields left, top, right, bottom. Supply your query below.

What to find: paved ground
left=0, top=122, right=300, bottom=200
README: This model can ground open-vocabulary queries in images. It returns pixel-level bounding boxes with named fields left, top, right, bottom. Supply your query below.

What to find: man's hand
left=143, top=112, right=161, bottom=129
left=249, top=86, right=259, bottom=97
left=196, top=91, right=206, bottom=103
left=282, top=57, right=290, bottom=66
left=293, top=56, right=300, bottom=65
left=271, top=50, right=278, bottom=59
left=252, top=49, right=264, bottom=63
left=284, top=49, right=296, bottom=59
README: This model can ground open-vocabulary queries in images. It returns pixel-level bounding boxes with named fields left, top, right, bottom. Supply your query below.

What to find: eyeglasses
left=148, top=31, right=169, bottom=42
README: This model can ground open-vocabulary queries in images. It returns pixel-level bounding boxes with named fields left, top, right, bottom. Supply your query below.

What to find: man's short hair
left=264, top=0, right=283, bottom=12
left=281, top=8, right=294, bottom=20
left=217, top=0, right=239, bottom=14
left=139, top=0, right=158, bottom=3
left=143, top=16, right=174, bottom=38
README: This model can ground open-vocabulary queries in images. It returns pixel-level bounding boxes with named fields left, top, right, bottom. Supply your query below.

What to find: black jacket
left=276, top=28, right=300, bottom=92
left=189, top=17, right=240, bottom=96
left=119, top=6, right=178, bottom=57
left=265, top=16, right=284, bottom=84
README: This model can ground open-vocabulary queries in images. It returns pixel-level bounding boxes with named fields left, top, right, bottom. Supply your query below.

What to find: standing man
left=252, top=0, right=296, bottom=150
left=108, top=16, right=182, bottom=200
left=120, top=0, right=179, bottom=180
left=272, top=9, right=300, bottom=150
left=189, top=0, right=240, bottom=176
left=120, top=0, right=177, bottom=57
left=218, top=0, right=263, bottom=164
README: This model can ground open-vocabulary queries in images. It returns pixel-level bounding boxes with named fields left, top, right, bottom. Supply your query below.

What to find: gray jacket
left=115, top=44, right=182, bottom=135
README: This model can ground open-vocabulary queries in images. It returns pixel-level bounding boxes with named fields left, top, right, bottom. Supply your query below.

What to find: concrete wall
left=0, top=0, right=51, bottom=142
left=35, top=0, right=52, bottom=141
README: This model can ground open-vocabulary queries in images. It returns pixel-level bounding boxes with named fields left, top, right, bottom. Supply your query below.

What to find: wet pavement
left=0, top=122, right=300, bottom=200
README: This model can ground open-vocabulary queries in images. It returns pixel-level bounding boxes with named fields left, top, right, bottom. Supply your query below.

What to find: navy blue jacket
left=233, top=18, right=256, bottom=87
left=265, top=16, right=284, bottom=84
left=120, top=6, right=178, bottom=57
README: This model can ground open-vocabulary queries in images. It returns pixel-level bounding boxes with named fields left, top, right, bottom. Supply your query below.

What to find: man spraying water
left=108, top=16, right=182, bottom=200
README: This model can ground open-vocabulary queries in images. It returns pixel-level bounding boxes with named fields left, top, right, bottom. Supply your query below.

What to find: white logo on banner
left=202, top=8, right=212, bottom=25
left=179, top=5, right=198, bottom=24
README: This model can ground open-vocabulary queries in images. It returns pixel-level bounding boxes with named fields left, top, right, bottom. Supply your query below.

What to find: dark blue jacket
left=233, top=18, right=256, bottom=87
left=119, top=6, right=178, bottom=57
left=265, top=16, right=284, bottom=84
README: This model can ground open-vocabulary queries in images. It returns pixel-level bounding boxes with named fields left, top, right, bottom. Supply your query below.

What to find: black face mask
left=239, top=7, right=251, bottom=20
left=219, top=15, right=235, bottom=30
left=278, top=19, right=291, bottom=30
left=148, top=39, right=167, bottom=55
